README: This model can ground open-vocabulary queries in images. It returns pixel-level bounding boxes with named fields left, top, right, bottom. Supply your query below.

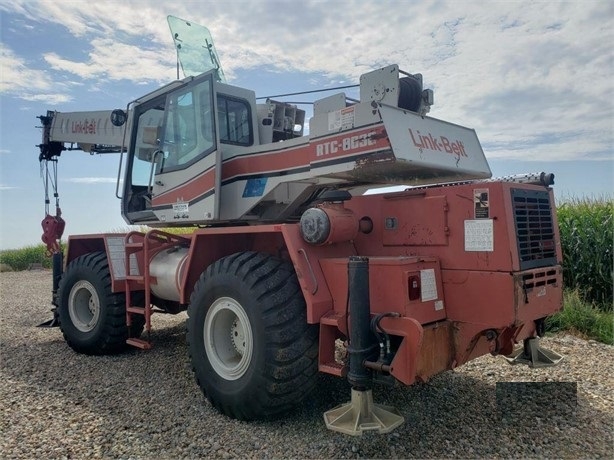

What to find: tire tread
left=187, top=251, right=319, bottom=420
left=58, top=251, right=144, bottom=355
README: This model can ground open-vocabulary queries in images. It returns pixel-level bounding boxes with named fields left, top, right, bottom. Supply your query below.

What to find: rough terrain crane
left=37, top=17, right=563, bottom=435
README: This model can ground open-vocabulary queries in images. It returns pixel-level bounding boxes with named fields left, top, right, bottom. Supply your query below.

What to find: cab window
left=217, top=95, right=253, bottom=146
left=160, top=77, right=215, bottom=171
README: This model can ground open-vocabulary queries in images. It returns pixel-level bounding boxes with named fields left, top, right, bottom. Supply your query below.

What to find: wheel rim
left=204, top=296, right=253, bottom=380
left=68, top=280, right=101, bottom=333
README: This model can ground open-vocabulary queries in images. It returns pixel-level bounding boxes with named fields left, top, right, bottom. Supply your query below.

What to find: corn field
left=0, top=244, right=56, bottom=271
left=557, top=198, right=613, bottom=311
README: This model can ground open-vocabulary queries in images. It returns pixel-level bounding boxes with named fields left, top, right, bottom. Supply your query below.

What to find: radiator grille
left=511, top=189, right=557, bottom=270
left=522, top=269, right=559, bottom=290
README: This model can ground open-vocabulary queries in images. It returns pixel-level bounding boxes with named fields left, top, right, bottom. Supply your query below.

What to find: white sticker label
left=327, top=106, right=355, bottom=131
left=328, top=111, right=341, bottom=131
left=340, top=107, right=355, bottom=129
left=434, top=300, right=444, bottom=311
left=173, top=202, right=188, bottom=213
left=173, top=202, right=189, bottom=219
left=420, top=269, right=438, bottom=302
left=464, top=219, right=494, bottom=251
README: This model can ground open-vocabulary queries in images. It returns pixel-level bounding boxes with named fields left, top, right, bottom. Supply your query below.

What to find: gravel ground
left=1, top=270, right=612, bottom=459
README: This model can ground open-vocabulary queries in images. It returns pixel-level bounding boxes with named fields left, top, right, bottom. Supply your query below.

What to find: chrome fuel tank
left=149, top=246, right=189, bottom=301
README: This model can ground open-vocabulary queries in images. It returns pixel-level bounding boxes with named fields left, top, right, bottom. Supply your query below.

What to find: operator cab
left=122, top=17, right=306, bottom=226
left=122, top=73, right=270, bottom=224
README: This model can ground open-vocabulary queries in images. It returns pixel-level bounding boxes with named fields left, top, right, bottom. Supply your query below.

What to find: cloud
left=0, top=43, right=73, bottom=104
left=1, top=0, right=612, bottom=163
left=43, top=38, right=176, bottom=84
left=43, top=53, right=99, bottom=80
left=0, top=43, right=50, bottom=91
left=65, top=177, right=117, bottom=184
left=0, top=184, right=18, bottom=190
left=0, top=1, right=169, bottom=40
left=20, top=93, right=73, bottom=105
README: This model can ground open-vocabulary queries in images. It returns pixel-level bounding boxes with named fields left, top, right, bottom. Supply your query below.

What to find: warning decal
left=172, top=202, right=189, bottom=219
left=420, top=269, right=438, bottom=302
left=465, top=219, right=494, bottom=251
left=474, top=188, right=490, bottom=218
left=328, top=106, right=355, bottom=131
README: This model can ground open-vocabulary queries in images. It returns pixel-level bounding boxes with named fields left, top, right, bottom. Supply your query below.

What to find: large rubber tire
left=57, top=252, right=145, bottom=355
left=187, top=251, right=319, bottom=420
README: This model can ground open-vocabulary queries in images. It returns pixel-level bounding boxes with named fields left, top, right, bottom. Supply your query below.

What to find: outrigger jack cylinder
left=505, top=337, right=563, bottom=368
left=324, top=256, right=404, bottom=436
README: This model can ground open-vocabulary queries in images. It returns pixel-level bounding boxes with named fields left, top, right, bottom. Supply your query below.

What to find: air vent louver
left=511, top=189, right=557, bottom=270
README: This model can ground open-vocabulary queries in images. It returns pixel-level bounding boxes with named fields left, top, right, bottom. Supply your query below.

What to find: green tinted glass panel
left=167, top=15, right=226, bottom=82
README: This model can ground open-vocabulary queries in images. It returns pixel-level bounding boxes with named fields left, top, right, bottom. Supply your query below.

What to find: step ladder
left=124, top=229, right=191, bottom=350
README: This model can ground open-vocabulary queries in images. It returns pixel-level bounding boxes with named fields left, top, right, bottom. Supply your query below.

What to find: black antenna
left=175, top=33, right=181, bottom=80
left=256, top=84, right=359, bottom=100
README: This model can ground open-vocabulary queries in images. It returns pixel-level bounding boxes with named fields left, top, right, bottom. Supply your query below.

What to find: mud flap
left=505, top=337, right=563, bottom=368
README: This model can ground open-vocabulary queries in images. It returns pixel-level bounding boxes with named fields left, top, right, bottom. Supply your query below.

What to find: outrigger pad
left=37, top=309, right=59, bottom=328
left=323, top=389, right=404, bottom=436
left=505, top=337, right=563, bottom=368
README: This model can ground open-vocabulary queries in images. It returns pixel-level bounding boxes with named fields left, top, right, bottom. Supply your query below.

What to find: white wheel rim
left=204, top=296, right=253, bottom=380
left=68, top=280, right=101, bottom=333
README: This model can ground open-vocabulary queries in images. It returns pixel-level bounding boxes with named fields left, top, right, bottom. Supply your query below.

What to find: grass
left=0, top=244, right=58, bottom=271
left=0, top=227, right=193, bottom=272
left=546, top=290, right=613, bottom=345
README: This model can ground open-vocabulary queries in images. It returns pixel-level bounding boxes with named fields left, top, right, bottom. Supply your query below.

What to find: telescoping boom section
left=39, top=61, right=563, bottom=436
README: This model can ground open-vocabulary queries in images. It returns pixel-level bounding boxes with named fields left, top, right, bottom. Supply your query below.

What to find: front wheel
left=187, top=251, right=319, bottom=420
left=57, top=252, right=144, bottom=355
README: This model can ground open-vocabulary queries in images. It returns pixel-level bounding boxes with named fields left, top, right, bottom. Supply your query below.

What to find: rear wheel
left=57, top=252, right=144, bottom=355
left=187, top=251, right=319, bottom=420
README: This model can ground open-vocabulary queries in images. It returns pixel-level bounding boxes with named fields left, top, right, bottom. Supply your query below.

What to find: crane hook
left=41, top=208, right=65, bottom=256
left=40, top=151, right=64, bottom=256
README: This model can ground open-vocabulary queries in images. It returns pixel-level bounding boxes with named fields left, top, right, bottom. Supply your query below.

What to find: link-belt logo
left=409, top=129, right=467, bottom=157
left=315, top=132, right=376, bottom=157
left=71, top=119, right=97, bottom=135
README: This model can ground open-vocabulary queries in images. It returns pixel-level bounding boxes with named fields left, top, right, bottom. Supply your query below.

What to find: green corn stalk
left=557, top=197, right=613, bottom=311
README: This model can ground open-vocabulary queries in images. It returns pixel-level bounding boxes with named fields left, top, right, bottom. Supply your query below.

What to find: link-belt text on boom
left=71, top=119, right=97, bottom=135
left=409, top=129, right=467, bottom=157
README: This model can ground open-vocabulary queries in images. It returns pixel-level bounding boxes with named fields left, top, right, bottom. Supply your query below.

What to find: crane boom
left=41, top=109, right=131, bottom=154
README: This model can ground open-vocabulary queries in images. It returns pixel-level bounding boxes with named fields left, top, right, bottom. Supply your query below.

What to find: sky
left=0, top=0, right=612, bottom=250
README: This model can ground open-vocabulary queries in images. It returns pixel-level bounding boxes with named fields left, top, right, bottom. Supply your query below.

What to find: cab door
left=150, top=73, right=220, bottom=224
